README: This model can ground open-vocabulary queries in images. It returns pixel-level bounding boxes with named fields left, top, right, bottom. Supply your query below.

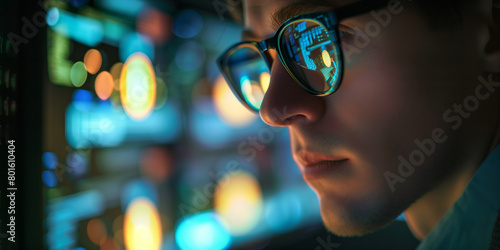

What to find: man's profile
left=217, top=0, right=500, bottom=248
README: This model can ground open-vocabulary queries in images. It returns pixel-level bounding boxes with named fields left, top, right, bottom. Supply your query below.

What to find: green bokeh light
left=70, top=61, right=88, bottom=87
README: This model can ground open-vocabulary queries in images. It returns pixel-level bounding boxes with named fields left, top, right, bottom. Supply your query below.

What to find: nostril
left=283, top=114, right=306, bottom=125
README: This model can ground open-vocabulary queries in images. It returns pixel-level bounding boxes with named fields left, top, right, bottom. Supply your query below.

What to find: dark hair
left=227, top=0, right=474, bottom=28
left=416, top=0, right=473, bottom=29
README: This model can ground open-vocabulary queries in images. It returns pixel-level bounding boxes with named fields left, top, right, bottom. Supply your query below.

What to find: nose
left=259, top=58, right=326, bottom=127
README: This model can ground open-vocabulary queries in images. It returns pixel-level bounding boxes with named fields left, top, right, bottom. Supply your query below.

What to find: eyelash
left=337, top=25, right=355, bottom=40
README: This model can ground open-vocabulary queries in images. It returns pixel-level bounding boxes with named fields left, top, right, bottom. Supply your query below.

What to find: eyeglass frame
left=217, top=0, right=392, bottom=112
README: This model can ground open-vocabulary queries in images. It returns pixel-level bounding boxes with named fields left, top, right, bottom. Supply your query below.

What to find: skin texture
left=242, top=0, right=500, bottom=239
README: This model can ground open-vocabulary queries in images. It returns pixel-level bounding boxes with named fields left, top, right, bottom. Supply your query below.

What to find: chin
left=317, top=192, right=401, bottom=237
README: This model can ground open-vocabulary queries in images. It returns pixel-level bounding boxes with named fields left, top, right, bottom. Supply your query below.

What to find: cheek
left=324, top=38, right=452, bottom=183
left=336, top=61, right=422, bottom=160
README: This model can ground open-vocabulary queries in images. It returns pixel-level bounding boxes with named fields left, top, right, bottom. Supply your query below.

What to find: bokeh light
left=140, top=147, right=173, bottom=184
left=70, top=61, right=88, bottom=87
left=72, top=89, right=93, bottom=102
left=87, top=218, right=107, bottom=245
left=95, top=0, right=146, bottom=17
left=47, top=8, right=104, bottom=47
left=137, top=7, right=171, bottom=44
left=214, top=170, right=263, bottom=236
left=72, top=89, right=93, bottom=111
left=110, top=62, right=123, bottom=90
left=42, top=170, right=58, bottom=187
left=173, top=10, right=203, bottom=39
left=99, top=236, right=120, bottom=250
left=95, top=71, right=114, bottom=100
left=175, top=211, right=231, bottom=250
left=84, top=49, right=102, bottom=74
left=66, top=152, right=88, bottom=178
left=213, top=74, right=257, bottom=127
left=65, top=101, right=127, bottom=148
left=119, top=52, right=156, bottom=120
left=124, top=197, right=162, bottom=250
left=46, top=7, right=59, bottom=26
left=42, top=152, right=58, bottom=170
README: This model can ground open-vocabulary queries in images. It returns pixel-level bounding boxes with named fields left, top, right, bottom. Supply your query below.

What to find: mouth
left=295, top=152, right=349, bottom=180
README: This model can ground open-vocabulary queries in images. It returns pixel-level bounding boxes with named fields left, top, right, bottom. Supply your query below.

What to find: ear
left=484, top=0, right=500, bottom=72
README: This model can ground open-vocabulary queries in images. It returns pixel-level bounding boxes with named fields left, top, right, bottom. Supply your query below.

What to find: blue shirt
left=417, top=145, right=500, bottom=249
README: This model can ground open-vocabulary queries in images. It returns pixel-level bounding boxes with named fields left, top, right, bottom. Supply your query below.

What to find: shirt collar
left=417, top=144, right=500, bottom=249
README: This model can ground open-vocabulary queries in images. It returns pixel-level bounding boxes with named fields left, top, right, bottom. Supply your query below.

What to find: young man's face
left=243, top=0, right=500, bottom=236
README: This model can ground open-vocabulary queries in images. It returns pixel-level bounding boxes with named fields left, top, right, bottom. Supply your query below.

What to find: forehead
left=243, top=0, right=354, bottom=38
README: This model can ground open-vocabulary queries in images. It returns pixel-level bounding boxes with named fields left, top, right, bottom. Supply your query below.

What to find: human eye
left=337, top=24, right=355, bottom=41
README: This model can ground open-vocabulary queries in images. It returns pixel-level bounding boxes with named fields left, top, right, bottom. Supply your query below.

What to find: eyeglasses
left=217, top=0, right=391, bottom=112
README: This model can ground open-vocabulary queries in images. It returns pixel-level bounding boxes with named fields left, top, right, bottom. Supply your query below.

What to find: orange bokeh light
left=124, top=198, right=162, bottom=250
left=140, top=147, right=173, bottom=184
left=84, top=49, right=102, bottom=75
left=100, top=236, right=120, bottom=250
left=87, top=218, right=107, bottom=245
left=95, top=71, right=114, bottom=100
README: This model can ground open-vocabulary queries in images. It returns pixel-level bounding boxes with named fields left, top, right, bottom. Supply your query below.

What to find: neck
left=404, top=164, right=477, bottom=240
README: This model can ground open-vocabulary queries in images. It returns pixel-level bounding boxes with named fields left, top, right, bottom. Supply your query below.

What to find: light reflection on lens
left=322, top=49, right=331, bottom=68
left=213, top=74, right=256, bottom=127
left=240, top=76, right=264, bottom=110
left=281, top=20, right=340, bottom=94
left=259, top=72, right=270, bottom=93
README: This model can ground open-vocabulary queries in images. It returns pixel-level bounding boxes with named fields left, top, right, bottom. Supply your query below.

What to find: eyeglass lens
left=226, top=45, right=270, bottom=110
left=280, top=19, right=340, bottom=93
left=226, top=19, right=340, bottom=110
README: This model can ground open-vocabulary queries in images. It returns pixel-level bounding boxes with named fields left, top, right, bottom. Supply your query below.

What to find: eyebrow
left=270, top=1, right=338, bottom=30
left=241, top=0, right=338, bottom=41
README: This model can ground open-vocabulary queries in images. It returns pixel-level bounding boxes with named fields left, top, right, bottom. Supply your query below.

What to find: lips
left=295, top=151, right=349, bottom=180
